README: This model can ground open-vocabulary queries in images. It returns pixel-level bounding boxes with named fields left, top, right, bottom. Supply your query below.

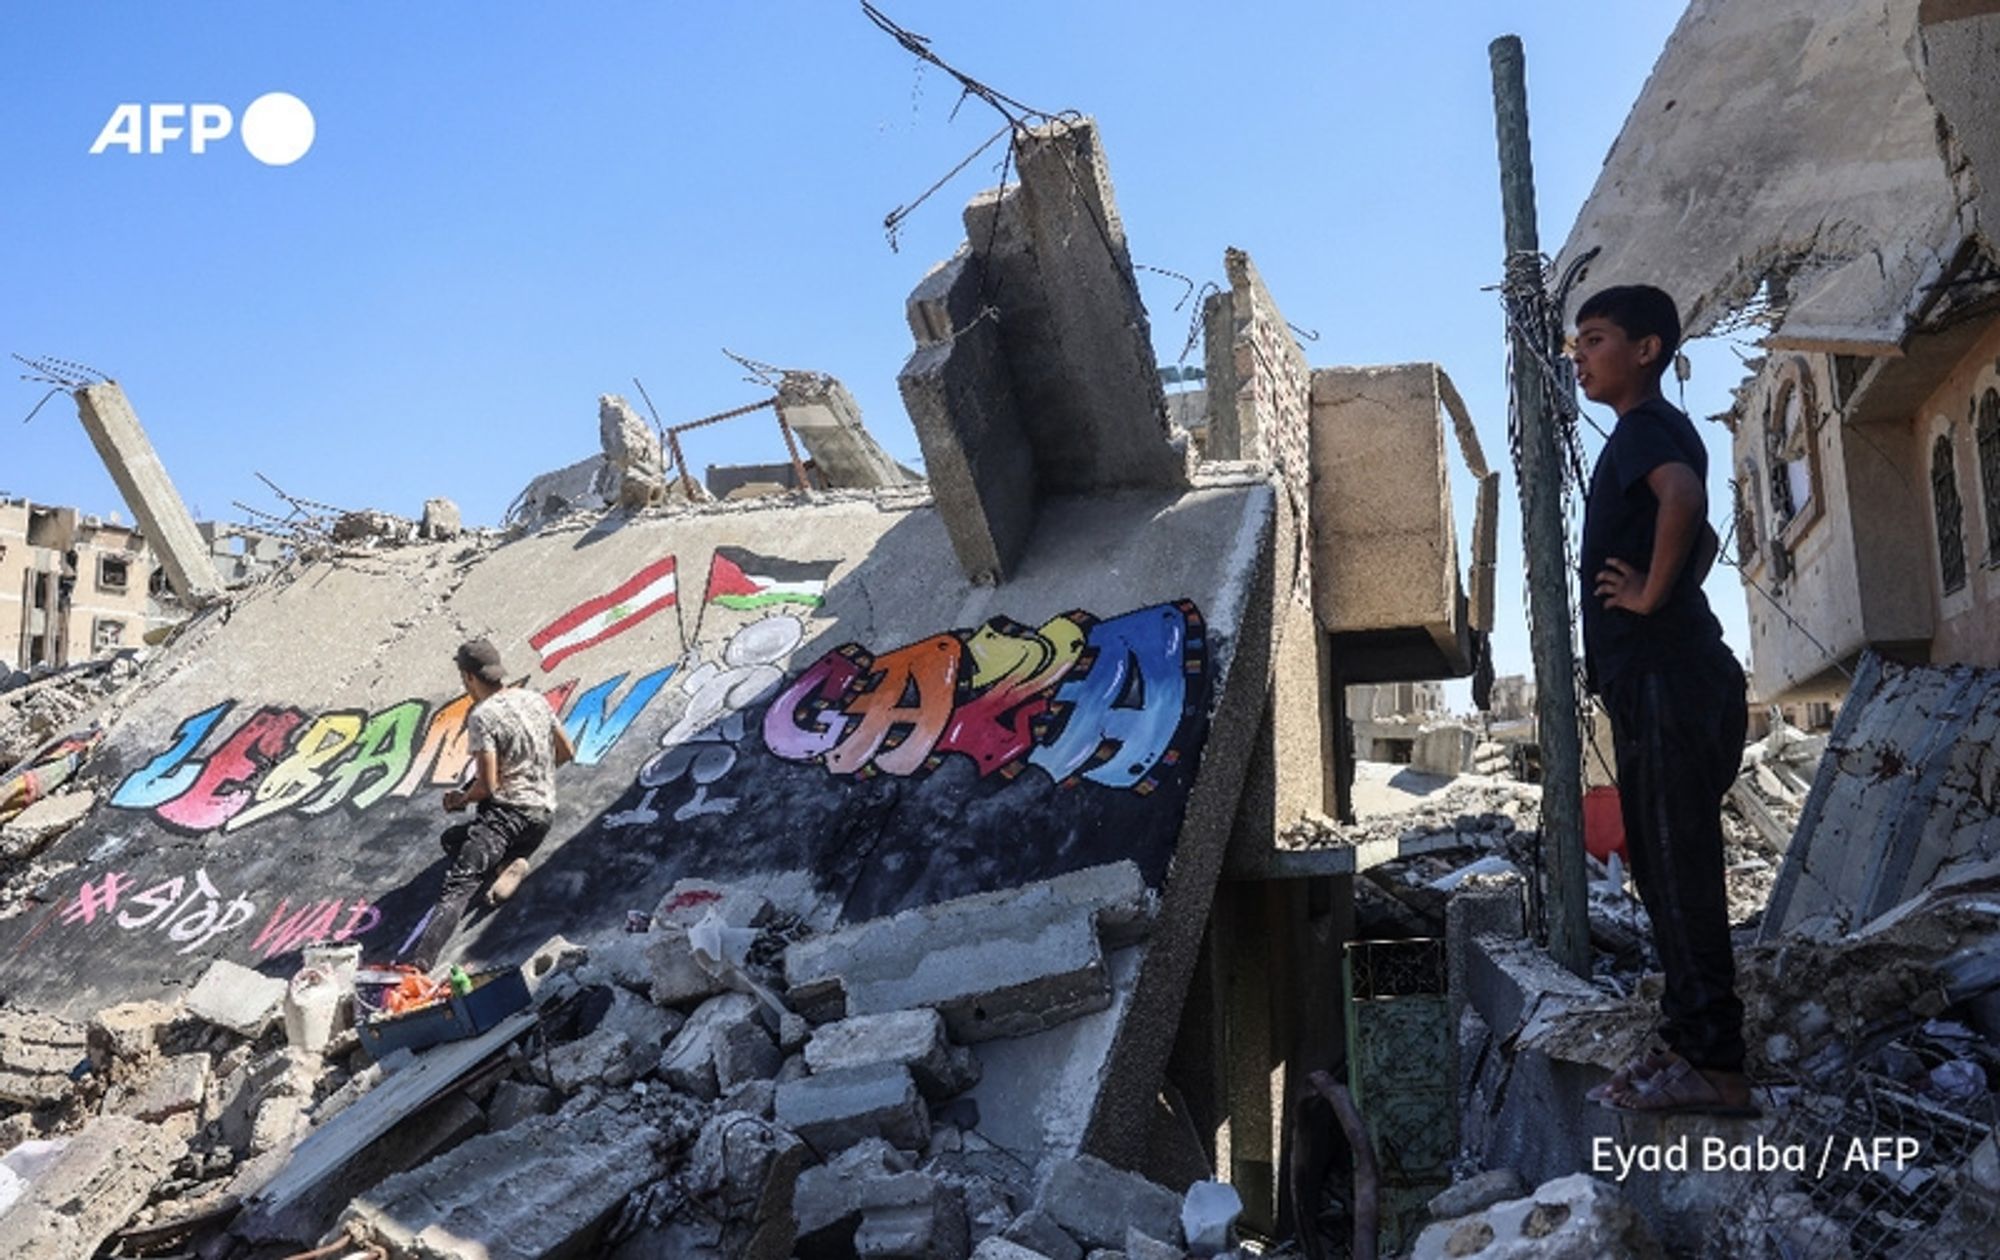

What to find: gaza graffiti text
left=764, top=600, right=1207, bottom=790
left=109, top=667, right=675, bottom=836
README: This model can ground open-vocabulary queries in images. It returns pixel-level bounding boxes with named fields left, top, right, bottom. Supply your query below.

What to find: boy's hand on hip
left=1596, top=558, right=1657, bottom=614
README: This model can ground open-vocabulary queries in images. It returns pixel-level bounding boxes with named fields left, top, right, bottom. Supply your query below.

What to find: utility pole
left=1489, top=35, right=1589, bottom=978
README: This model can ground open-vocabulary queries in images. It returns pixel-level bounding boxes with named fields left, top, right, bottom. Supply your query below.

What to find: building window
left=92, top=618, right=125, bottom=653
left=1978, top=387, right=2000, bottom=563
left=1767, top=375, right=1816, bottom=530
left=98, top=555, right=129, bottom=593
left=1934, top=432, right=1968, bottom=596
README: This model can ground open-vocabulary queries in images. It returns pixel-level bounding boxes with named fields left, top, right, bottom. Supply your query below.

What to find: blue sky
left=0, top=2, right=1753, bottom=696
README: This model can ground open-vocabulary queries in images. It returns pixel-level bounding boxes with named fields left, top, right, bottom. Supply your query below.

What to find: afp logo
left=90, top=92, right=315, bottom=166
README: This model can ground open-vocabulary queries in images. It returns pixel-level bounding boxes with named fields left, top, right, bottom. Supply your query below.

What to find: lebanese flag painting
left=529, top=555, right=677, bottom=672
left=703, top=548, right=835, bottom=610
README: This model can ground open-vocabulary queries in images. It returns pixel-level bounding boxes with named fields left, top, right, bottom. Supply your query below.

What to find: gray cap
left=453, top=638, right=505, bottom=685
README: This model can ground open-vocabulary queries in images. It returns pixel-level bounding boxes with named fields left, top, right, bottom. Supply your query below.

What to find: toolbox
left=358, top=966, right=531, bottom=1060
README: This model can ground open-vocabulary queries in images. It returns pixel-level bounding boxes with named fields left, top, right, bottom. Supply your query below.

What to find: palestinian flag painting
left=529, top=555, right=678, bottom=672
left=704, top=548, right=836, bottom=611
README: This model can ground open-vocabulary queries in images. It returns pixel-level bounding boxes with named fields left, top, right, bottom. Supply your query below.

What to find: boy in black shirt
left=1572, top=285, right=1754, bottom=1116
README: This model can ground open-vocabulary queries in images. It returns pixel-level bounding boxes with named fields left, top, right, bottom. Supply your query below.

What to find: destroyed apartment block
left=0, top=112, right=1518, bottom=1260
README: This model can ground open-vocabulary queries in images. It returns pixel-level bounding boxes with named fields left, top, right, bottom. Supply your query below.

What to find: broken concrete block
left=658, top=992, right=762, bottom=1100
left=185, top=958, right=288, bottom=1037
left=778, top=370, right=915, bottom=490
left=777, top=1061, right=930, bottom=1154
left=784, top=862, right=1151, bottom=1042
left=548, top=1027, right=638, bottom=1092
left=0, top=1113, right=179, bottom=1260
left=601, top=394, right=668, bottom=510
left=648, top=924, right=730, bottom=1007
left=1410, top=1173, right=1660, bottom=1260
left=898, top=246, right=1039, bottom=586
left=794, top=1138, right=916, bottom=1237
left=111, top=1051, right=210, bottom=1123
left=1179, top=1181, right=1241, bottom=1256
left=486, top=1079, right=556, bottom=1131
left=341, top=1103, right=664, bottom=1260
left=713, top=1015, right=782, bottom=1093
left=805, top=1008, right=980, bottom=1100
left=521, top=933, right=589, bottom=993
left=0, top=790, right=94, bottom=858
left=721, top=1077, right=778, bottom=1119
left=86, top=999, right=180, bottom=1068
left=855, top=1171, right=971, bottom=1259
left=1039, top=1156, right=1182, bottom=1252
left=976, top=1240, right=1059, bottom=1260
left=1004, top=1208, right=1084, bottom=1260
left=251, top=1090, right=312, bottom=1156
left=0, top=1007, right=86, bottom=1106
left=1428, top=1167, right=1526, bottom=1221
left=420, top=497, right=462, bottom=540
left=689, top=1108, right=807, bottom=1222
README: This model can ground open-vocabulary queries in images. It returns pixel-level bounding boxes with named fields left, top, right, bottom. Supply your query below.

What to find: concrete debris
left=776, top=1061, right=931, bottom=1153
left=331, top=509, right=419, bottom=545
left=1178, top=1180, right=1240, bottom=1256
left=184, top=958, right=288, bottom=1038
left=106, top=1050, right=208, bottom=1124
left=805, top=1008, right=981, bottom=1101
left=658, top=991, right=766, bottom=1100
left=1038, top=1155, right=1183, bottom=1252
left=1004, top=1207, right=1085, bottom=1260
left=600, top=393, right=671, bottom=511
left=341, top=1104, right=667, bottom=1260
left=420, top=497, right=462, bottom=540
left=0, top=790, right=94, bottom=859
left=1411, top=1173, right=1661, bottom=1260
left=0, top=1113, right=180, bottom=1260
left=784, top=861, right=1152, bottom=1042
left=0, top=1007, right=87, bottom=1107
left=86, top=998, right=179, bottom=1067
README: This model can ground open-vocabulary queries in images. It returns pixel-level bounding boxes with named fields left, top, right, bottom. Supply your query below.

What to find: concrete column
left=72, top=384, right=222, bottom=603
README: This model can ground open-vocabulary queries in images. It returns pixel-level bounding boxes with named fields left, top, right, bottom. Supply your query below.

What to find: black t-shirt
left=1579, top=396, right=1726, bottom=693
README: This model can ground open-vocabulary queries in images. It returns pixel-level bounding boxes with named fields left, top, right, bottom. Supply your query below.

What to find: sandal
left=1601, top=1054, right=1761, bottom=1118
left=1584, top=1046, right=1678, bottom=1105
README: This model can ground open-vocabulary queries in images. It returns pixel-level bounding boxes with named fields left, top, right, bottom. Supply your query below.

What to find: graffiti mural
left=530, top=554, right=679, bottom=672
left=59, top=864, right=380, bottom=960
left=108, top=668, right=674, bottom=837
left=766, top=601, right=1206, bottom=792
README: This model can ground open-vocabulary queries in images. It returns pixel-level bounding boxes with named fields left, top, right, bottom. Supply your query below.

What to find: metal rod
left=665, top=396, right=778, bottom=437
left=775, top=413, right=815, bottom=491
left=1307, top=1071, right=1378, bottom=1260
left=666, top=431, right=694, bottom=499
left=1490, top=34, right=1590, bottom=977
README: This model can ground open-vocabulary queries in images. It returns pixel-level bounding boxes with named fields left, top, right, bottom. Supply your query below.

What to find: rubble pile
left=1717, top=718, right=1822, bottom=929
left=0, top=654, right=139, bottom=771
left=0, top=868, right=1251, bottom=1260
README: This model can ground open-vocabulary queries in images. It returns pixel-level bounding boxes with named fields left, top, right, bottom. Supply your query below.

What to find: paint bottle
left=448, top=965, right=472, bottom=997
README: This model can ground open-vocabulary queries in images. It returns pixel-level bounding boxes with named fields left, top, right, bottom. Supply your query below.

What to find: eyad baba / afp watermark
left=1593, top=1134, right=1923, bottom=1183
left=89, top=92, right=315, bottom=166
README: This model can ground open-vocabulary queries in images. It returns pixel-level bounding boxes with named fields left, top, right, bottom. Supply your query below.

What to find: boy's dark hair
left=1577, top=284, right=1681, bottom=378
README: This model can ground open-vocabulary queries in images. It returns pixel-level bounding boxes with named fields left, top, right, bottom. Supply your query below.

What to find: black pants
left=1603, top=650, right=1748, bottom=1073
left=406, top=802, right=551, bottom=972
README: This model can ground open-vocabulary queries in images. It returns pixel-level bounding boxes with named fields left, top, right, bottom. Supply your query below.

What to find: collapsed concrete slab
left=778, top=371, right=917, bottom=491
left=339, top=1103, right=665, bottom=1259
left=804, top=1008, right=979, bottom=1100
left=783, top=862, right=1149, bottom=1041
left=0, top=1007, right=86, bottom=1107
left=0, top=1113, right=179, bottom=1260
left=1037, top=1154, right=1183, bottom=1252
left=1763, top=652, right=2000, bottom=939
